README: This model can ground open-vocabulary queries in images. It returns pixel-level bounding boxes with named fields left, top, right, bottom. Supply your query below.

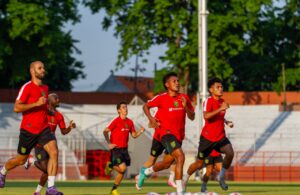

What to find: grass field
left=1, top=180, right=300, bottom=195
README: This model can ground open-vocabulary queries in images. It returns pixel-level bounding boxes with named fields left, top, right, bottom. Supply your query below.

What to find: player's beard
left=35, top=71, right=45, bottom=80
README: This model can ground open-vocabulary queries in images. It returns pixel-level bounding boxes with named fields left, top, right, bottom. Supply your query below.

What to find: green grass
left=1, top=180, right=300, bottom=195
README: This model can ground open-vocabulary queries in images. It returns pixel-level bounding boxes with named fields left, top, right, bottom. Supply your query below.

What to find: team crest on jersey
left=124, top=123, right=128, bottom=129
left=21, top=147, right=26, bottom=154
left=174, top=101, right=179, bottom=107
left=152, top=150, right=156, bottom=156
left=170, top=141, right=176, bottom=148
left=51, top=117, right=55, bottom=123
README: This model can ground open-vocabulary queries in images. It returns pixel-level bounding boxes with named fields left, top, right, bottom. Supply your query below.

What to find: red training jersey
left=147, top=92, right=194, bottom=142
left=209, top=150, right=221, bottom=157
left=201, top=96, right=226, bottom=142
left=16, top=81, right=49, bottom=134
left=47, top=111, right=66, bottom=133
left=107, top=116, right=136, bottom=148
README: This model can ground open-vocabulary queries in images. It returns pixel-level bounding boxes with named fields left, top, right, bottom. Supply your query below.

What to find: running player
left=134, top=113, right=177, bottom=189
left=25, top=93, right=76, bottom=195
left=104, top=101, right=145, bottom=195
left=200, top=150, right=223, bottom=192
left=183, top=77, right=234, bottom=191
left=137, top=72, right=195, bottom=193
left=0, top=61, right=63, bottom=195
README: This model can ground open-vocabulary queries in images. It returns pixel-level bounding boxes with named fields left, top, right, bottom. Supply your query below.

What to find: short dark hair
left=162, top=72, right=178, bottom=89
left=208, top=77, right=222, bottom=88
left=116, top=101, right=127, bottom=110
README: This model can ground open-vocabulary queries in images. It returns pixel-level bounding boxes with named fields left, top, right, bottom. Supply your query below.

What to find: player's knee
left=176, top=154, right=185, bottom=165
left=48, top=149, right=58, bottom=158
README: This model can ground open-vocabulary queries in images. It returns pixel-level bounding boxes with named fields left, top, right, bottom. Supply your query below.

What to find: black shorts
left=150, top=139, right=165, bottom=157
left=197, top=136, right=231, bottom=160
left=161, top=134, right=182, bottom=155
left=17, top=127, right=56, bottom=155
left=204, top=155, right=223, bottom=165
left=111, top=148, right=131, bottom=166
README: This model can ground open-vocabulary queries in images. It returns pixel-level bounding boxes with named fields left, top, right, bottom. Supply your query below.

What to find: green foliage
left=84, top=0, right=299, bottom=92
left=0, top=0, right=85, bottom=91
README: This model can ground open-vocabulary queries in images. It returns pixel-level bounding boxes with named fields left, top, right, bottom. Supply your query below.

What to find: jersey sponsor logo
left=121, top=128, right=130, bottom=131
left=168, top=107, right=184, bottom=112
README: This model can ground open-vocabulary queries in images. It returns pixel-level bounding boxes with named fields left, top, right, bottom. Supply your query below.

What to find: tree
left=84, top=0, right=299, bottom=92
left=0, top=0, right=85, bottom=90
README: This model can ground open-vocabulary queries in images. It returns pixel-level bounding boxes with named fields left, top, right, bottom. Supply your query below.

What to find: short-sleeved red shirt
left=47, top=111, right=66, bottom=133
left=201, top=96, right=226, bottom=142
left=107, top=116, right=136, bottom=148
left=209, top=149, right=221, bottom=157
left=16, top=81, right=49, bottom=134
left=147, top=92, right=194, bottom=142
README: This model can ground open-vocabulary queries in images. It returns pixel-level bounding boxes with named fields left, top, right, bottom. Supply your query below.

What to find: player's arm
left=143, top=103, right=160, bottom=128
left=14, top=96, right=47, bottom=113
left=61, top=120, right=76, bottom=135
left=103, top=127, right=116, bottom=150
left=181, top=96, right=195, bottom=120
left=131, top=126, right=145, bottom=138
left=204, top=102, right=229, bottom=120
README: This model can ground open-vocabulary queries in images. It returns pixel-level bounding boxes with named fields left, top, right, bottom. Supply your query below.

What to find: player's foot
left=200, top=183, right=207, bottom=192
left=110, top=189, right=120, bottom=195
left=46, top=186, right=63, bottom=195
left=167, top=180, right=177, bottom=188
left=33, top=192, right=41, bottom=195
left=24, top=155, right=34, bottom=170
left=104, top=161, right=112, bottom=175
left=216, top=174, right=228, bottom=191
left=0, top=165, right=6, bottom=188
left=136, top=167, right=147, bottom=190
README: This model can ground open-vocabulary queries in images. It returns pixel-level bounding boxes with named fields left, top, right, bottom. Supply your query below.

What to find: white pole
left=198, top=0, right=209, bottom=136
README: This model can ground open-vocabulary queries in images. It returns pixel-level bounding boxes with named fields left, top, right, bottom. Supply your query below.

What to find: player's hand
left=148, top=117, right=160, bottom=128
left=109, top=143, right=117, bottom=150
left=139, top=126, right=145, bottom=133
left=69, top=120, right=76, bottom=129
left=181, top=96, right=187, bottom=108
left=220, top=102, right=230, bottom=111
left=36, top=96, right=47, bottom=106
left=225, top=120, right=234, bottom=128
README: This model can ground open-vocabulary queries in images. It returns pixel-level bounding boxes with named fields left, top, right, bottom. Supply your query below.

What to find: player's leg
left=167, top=163, right=177, bottom=188
left=111, top=163, right=126, bottom=195
left=183, top=136, right=212, bottom=190
left=201, top=157, right=213, bottom=193
left=32, top=147, right=49, bottom=195
left=38, top=127, right=62, bottom=194
left=136, top=139, right=164, bottom=190
left=215, top=138, right=233, bottom=191
left=0, top=129, right=37, bottom=188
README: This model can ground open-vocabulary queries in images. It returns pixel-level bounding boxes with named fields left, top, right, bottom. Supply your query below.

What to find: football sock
left=47, top=176, right=55, bottom=188
left=112, top=184, right=118, bottom=191
left=219, top=167, right=226, bottom=178
left=175, top=180, right=183, bottom=193
left=144, top=166, right=154, bottom=175
left=0, top=166, right=7, bottom=175
left=168, top=171, right=175, bottom=182
left=35, top=184, right=43, bottom=192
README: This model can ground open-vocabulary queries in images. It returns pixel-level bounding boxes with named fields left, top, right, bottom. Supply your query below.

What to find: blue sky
left=68, top=5, right=166, bottom=91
